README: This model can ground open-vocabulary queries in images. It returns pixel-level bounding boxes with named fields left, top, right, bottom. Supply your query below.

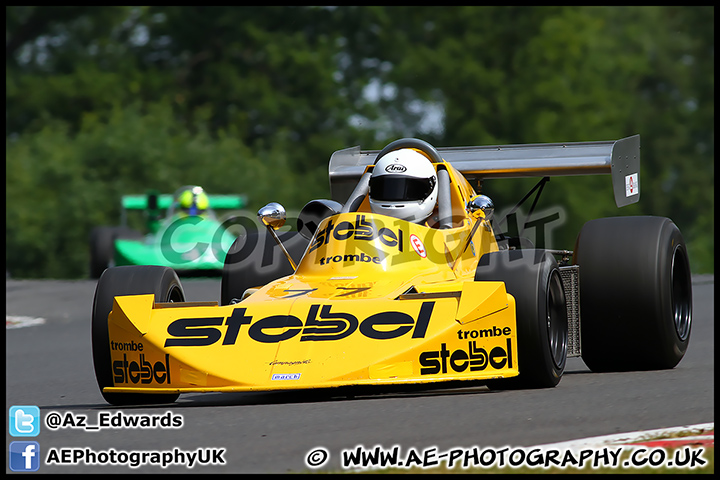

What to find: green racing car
left=89, top=185, right=246, bottom=278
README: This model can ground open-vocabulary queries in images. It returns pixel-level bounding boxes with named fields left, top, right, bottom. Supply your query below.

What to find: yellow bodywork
left=104, top=162, right=520, bottom=394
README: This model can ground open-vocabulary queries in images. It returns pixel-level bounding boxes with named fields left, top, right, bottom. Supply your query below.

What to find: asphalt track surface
left=5, top=274, right=714, bottom=473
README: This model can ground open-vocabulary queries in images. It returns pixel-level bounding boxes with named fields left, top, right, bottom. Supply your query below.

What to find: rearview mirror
left=467, top=194, right=494, bottom=220
left=257, top=202, right=287, bottom=230
left=257, top=202, right=296, bottom=270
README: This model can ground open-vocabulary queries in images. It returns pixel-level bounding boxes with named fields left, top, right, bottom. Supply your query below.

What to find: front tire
left=221, top=229, right=308, bottom=305
left=573, top=216, right=692, bottom=372
left=92, top=265, right=184, bottom=405
left=475, top=249, right=568, bottom=388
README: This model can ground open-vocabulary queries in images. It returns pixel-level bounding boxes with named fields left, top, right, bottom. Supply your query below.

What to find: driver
left=176, top=185, right=210, bottom=217
left=368, top=148, right=438, bottom=224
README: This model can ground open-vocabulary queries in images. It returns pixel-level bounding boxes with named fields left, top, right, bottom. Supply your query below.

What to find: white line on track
left=6, top=315, right=46, bottom=329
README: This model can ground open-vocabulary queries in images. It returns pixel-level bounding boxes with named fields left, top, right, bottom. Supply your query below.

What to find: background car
left=89, top=185, right=246, bottom=278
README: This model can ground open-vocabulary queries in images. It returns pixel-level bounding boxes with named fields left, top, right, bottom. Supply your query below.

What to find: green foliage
left=5, top=6, right=713, bottom=277
left=6, top=102, right=328, bottom=278
left=333, top=6, right=713, bottom=271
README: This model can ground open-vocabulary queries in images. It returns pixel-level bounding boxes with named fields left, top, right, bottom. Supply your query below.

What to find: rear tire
left=89, top=226, right=143, bottom=278
left=89, top=227, right=117, bottom=279
left=92, top=265, right=184, bottom=405
left=574, top=216, right=692, bottom=372
left=475, top=249, right=568, bottom=389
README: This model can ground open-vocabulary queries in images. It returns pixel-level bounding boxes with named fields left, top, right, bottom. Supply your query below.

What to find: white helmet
left=369, top=148, right=438, bottom=223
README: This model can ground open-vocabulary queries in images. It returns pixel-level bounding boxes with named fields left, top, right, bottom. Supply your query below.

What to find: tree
left=5, top=6, right=713, bottom=277
left=333, top=6, right=714, bottom=271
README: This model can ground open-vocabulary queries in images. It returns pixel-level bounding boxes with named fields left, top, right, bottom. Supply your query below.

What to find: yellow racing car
left=91, top=136, right=692, bottom=405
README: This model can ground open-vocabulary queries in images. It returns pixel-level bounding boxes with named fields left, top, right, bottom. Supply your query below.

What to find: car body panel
left=104, top=192, right=520, bottom=393
left=105, top=277, right=517, bottom=393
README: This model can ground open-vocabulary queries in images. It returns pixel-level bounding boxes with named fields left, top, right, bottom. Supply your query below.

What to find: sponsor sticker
left=410, top=234, right=427, bottom=258
left=385, top=164, right=407, bottom=173
left=625, top=173, right=639, bottom=197
left=271, top=373, right=301, bottom=381
left=164, top=301, right=436, bottom=346
left=309, top=215, right=403, bottom=254
left=419, top=339, right=513, bottom=375
left=112, top=351, right=172, bottom=385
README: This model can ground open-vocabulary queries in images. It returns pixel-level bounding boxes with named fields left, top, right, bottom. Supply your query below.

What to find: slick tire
left=221, top=229, right=308, bottom=305
left=89, top=226, right=117, bottom=279
left=92, top=265, right=185, bottom=405
left=113, top=226, right=144, bottom=241
left=573, top=216, right=692, bottom=372
left=89, top=226, right=143, bottom=279
left=475, top=249, right=568, bottom=389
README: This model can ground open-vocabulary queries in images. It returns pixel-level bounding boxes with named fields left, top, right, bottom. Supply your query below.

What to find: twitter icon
left=9, top=405, right=40, bottom=437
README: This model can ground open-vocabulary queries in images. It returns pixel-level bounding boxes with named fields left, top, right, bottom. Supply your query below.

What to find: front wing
left=103, top=282, right=519, bottom=394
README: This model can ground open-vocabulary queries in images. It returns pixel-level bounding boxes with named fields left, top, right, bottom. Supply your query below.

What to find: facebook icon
left=9, top=441, right=40, bottom=472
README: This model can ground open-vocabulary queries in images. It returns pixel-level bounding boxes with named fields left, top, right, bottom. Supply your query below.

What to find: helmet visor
left=369, top=175, right=436, bottom=202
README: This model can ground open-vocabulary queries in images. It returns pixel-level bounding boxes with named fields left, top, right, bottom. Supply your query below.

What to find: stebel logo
left=164, top=302, right=435, bottom=346
left=113, top=353, right=171, bottom=385
left=308, top=215, right=403, bottom=254
left=419, top=339, right=513, bottom=375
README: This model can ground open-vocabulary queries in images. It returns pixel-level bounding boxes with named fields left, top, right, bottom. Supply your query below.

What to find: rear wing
left=120, top=192, right=247, bottom=228
left=121, top=194, right=247, bottom=211
left=328, top=135, right=640, bottom=208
